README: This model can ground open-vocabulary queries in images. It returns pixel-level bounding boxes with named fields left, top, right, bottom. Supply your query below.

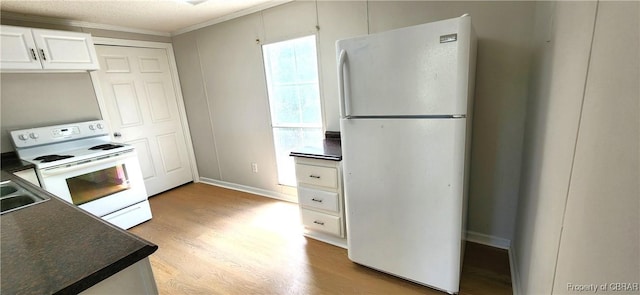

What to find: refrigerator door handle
left=338, top=49, right=351, bottom=119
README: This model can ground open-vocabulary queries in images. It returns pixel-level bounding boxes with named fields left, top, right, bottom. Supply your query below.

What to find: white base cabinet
left=80, top=257, right=158, bottom=295
left=0, top=25, right=99, bottom=71
left=294, top=157, right=347, bottom=248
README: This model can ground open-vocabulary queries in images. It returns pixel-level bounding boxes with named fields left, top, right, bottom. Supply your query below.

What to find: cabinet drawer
left=298, top=187, right=339, bottom=212
left=295, top=164, right=337, bottom=188
left=301, top=209, right=341, bottom=236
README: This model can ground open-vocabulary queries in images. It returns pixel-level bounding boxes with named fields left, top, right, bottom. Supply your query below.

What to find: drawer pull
left=309, top=175, right=321, bottom=179
left=313, top=220, right=325, bottom=226
left=311, top=198, right=323, bottom=203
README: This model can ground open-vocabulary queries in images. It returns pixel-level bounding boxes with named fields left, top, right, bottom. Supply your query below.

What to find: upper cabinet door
left=0, top=26, right=42, bottom=70
left=31, top=28, right=100, bottom=70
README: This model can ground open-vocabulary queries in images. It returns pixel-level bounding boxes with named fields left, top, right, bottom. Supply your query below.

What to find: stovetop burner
left=89, top=144, right=124, bottom=150
left=33, top=155, right=75, bottom=163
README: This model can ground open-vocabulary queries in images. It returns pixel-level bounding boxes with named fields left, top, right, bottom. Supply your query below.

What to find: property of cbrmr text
left=567, top=282, right=639, bottom=293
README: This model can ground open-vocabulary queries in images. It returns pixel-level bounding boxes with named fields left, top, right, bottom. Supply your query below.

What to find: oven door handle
left=40, top=151, right=136, bottom=177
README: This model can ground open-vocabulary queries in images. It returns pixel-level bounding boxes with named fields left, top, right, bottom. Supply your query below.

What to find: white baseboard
left=199, top=177, right=297, bottom=203
left=303, top=230, right=348, bottom=249
left=465, top=230, right=511, bottom=249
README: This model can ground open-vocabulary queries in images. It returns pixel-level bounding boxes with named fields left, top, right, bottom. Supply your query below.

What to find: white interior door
left=94, top=45, right=193, bottom=196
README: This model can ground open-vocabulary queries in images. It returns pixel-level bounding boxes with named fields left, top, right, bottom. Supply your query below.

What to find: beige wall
left=514, top=2, right=598, bottom=293
left=514, top=1, right=639, bottom=294
left=0, top=18, right=170, bottom=153
left=552, top=1, right=639, bottom=293
left=172, top=31, right=222, bottom=180
left=173, top=0, right=536, bottom=241
left=0, top=73, right=103, bottom=152
left=364, top=0, right=536, bottom=242
left=317, top=1, right=368, bottom=131
left=184, top=9, right=281, bottom=192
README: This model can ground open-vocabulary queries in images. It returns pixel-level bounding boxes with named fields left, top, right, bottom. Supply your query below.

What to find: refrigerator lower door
left=341, top=117, right=467, bottom=294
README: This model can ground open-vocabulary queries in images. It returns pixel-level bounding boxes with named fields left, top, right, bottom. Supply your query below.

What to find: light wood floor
left=129, top=183, right=512, bottom=295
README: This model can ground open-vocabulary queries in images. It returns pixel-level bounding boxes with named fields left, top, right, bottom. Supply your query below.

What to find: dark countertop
left=1, top=171, right=158, bottom=294
left=1, top=151, right=35, bottom=173
left=289, top=138, right=342, bottom=161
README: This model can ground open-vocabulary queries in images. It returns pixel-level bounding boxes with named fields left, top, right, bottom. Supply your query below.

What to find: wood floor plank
left=129, top=183, right=512, bottom=295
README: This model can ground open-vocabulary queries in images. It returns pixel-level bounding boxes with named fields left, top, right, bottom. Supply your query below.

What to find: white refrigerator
left=337, top=15, right=477, bottom=294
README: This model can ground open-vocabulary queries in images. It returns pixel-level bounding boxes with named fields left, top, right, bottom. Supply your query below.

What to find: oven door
left=39, top=150, right=148, bottom=217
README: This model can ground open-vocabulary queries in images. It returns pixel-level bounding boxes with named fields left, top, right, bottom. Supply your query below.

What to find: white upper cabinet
left=0, top=26, right=42, bottom=70
left=0, top=25, right=100, bottom=71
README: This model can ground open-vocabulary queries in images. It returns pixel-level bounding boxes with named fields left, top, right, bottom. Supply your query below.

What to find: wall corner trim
left=199, top=177, right=297, bottom=204
left=509, top=245, right=522, bottom=295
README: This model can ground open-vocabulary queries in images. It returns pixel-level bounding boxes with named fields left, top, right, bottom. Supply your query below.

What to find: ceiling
left=0, top=0, right=291, bottom=36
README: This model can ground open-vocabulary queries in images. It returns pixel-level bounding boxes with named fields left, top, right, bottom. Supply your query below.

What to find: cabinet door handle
left=313, top=220, right=325, bottom=226
left=30, top=48, right=38, bottom=61
left=309, top=175, right=321, bottom=179
left=311, top=198, right=323, bottom=203
left=40, top=49, right=47, bottom=61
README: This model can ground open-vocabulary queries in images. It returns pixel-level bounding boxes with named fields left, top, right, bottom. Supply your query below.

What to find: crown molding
left=1, top=0, right=293, bottom=38
left=1, top=11, right=171, bottom=37
left=170, top=0, right=293, bottom=36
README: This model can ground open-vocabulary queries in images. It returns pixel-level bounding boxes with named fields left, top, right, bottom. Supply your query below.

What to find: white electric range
left=10, top=120, right=152, bottom=229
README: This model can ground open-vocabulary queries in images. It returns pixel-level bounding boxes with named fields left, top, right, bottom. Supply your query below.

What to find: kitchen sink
left=0, top=180, right=49, bottom=214
left=1, top=185, right=18, bottom=196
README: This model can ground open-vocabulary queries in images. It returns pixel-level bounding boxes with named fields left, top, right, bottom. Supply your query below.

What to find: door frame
left=89, top=37, right=200, bottom=183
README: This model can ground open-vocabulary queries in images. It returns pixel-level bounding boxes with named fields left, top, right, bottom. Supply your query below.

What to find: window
left=262, top=35, right=323, bottom=186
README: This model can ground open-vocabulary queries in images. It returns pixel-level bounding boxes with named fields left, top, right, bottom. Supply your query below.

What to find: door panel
left=145, top=82, right=172, bottom=122
left=157, top=133, right=182, bottom=173
left=112, top=82, right=144, bottom=126
left=139, top=56, right=162, bottom=73
left=129, top=139, right=156, bottom=180
left=96, top=45, right=193, bottom=196
left=103, top=55, right=130, bottom=72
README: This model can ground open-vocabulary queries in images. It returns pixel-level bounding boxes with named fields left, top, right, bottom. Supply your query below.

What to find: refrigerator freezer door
left=337, top=16, right=472, bottom=117
left=341, top=117, right=467, bottom=293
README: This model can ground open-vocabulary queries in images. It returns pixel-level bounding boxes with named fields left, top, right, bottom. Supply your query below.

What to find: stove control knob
left=96, top=123, right=104, bottom=130
left=18, top=134, right=29, bottom=141
left=29, top=133, right=39, bottom=139
left=89, top=125, right=96, bottom=130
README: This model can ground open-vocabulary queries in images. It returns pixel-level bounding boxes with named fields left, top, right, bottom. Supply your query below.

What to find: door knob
left=113, top=132, right=122, bottom=138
